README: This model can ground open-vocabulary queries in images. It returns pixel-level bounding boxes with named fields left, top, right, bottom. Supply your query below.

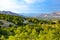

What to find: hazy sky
left=0, top=0, right=60, bottom=14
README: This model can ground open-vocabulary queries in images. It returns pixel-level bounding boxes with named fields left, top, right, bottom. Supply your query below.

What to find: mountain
left=0, top=11, right=22, bottom=16
left=52, top=12, right=60, bottom=16
left=20, top=12, right=60, bottom=17
left=37, top=12, right=60, bottom=17
left=1, top=11, right=60, bottom=18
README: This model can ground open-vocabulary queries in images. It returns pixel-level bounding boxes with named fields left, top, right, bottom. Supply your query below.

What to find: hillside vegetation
left=0, top=14, right=60, bottom=40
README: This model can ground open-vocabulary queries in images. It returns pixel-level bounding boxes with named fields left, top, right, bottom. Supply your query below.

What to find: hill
left=0, top=11, right=22, bottom=16
left=38, top=12, right=60, bottom=17
left=0, top=13, right=60, bottom=40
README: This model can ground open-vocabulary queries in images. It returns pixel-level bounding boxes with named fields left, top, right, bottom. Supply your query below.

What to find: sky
left=0, top=0, right=60, bottom=14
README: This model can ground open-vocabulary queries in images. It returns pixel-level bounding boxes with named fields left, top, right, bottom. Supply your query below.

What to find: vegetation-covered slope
left=0, top=14, right=60, bottom=40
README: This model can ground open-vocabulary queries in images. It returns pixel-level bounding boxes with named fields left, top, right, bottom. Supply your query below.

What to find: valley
left=0, top=11, right=60, bottom=40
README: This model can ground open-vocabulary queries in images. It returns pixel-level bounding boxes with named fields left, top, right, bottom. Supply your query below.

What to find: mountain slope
left=0, top=11, right=21, bottom=16
left=37, top=12, right=60, bottom=17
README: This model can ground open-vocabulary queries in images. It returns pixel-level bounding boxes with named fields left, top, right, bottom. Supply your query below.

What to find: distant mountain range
left=0, top=11, right=60, bottom=18
left=37, top=12, right=60, bottom=17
